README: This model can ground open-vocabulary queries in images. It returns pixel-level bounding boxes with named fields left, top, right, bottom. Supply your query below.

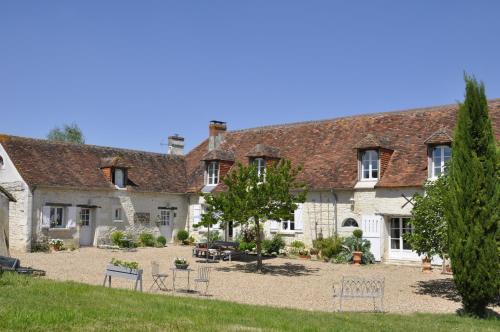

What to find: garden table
left=170, top=267, right=195, bottom=292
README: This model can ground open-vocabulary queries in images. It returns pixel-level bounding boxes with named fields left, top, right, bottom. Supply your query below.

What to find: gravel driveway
left=13, top=246, right=499, bottom=314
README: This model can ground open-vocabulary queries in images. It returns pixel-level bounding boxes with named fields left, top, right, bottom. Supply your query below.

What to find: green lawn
left=0, top=273, right=497, bottom=332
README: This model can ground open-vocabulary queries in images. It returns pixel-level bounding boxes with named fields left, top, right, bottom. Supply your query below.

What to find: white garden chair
left=194, top=267, right=211, bottom=296
left=149, top=261, right=168, bottom=292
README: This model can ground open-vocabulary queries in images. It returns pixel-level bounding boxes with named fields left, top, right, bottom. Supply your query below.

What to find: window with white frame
left=113, top=208, right=122, bottom=221
left=159, top=210, right=171, bottom=226
left=361, top=150, right=379, bottom=180
left=390, top=217, right=412, bottom=250
left=207, top=161, right=219, bottom=185
left=254, top=158, right=266, bottom=181
left=49, top=207, right=65, bottom=228
left=282, top=218, right=295, bottom=231
left=431, top=145, right=451, bottom=178
left=113, top=168, right=126, bottom=188
left=342, top=218, right=359, bottom=227
left=79, top=208, right=90, bottom=226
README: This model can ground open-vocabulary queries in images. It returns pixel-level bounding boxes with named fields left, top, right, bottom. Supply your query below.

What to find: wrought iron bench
left=333, top=276, right=385, bottom=312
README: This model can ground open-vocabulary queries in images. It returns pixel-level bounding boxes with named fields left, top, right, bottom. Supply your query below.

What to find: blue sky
left=1, top=1, right=499, bottom=152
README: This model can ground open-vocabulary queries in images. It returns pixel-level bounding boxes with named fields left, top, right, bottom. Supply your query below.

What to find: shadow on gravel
left=413, top=278, right=461, bottom=302
left=216, top=261, right=320, bottom=277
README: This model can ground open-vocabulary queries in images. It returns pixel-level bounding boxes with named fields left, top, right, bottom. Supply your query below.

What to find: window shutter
left=193, top=204, right=201, bottom=225
left=294, top=204, right=303, bottom=230
left=67, top=206, right=77, bottom=228
left=269, top=220, right=280, bottom=231
left=42, top=206, right=51, bottom=228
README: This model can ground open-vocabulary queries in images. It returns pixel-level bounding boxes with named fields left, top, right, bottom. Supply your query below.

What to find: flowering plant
left=174, top=257, right=188, bottom=265
left=49, top=239, right=64, bottom=251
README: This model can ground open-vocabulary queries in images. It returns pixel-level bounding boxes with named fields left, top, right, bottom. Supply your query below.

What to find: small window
left=113, top=168, right=126, bottom=188
left=282, top=214, right=295, bottom=231
left=114, top=208, right=122, bottom=221
left=50, top=207, right=65, bottom=228
left=79, top=208, right=90, bottom=226
left=207, top=161, right=219, bottom=185
left=254, top=158, right=266, bottom=181
left=431, top=145, right=451, bottom=178
left=0, top=155, right=4, bottom=169
left=342, top=218, right=359, bottom=227
left=361, top=150, right=379, bottom=180
left=159, top=210, right=171, bottom=226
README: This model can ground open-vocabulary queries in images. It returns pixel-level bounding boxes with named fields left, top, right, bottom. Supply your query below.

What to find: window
left=79, top=208, right=90, bottom=226
left=207, top=161, right=219, bottom=185
left=390, top=217, right=412, bottom=250
left=0, top=155, right=4, bottom=169
left=282, top=219, right=295, bottom=231
left=114, top=208, right=122, bottom=221
left=431, top=145, right=451, bottom=178
left=254, top=158, right=266, bottom=181
left=114, top=168, right=126, bottom=188
left=50, top=207, right=64, bottom=228
left=361, top=150, right=379, bottom=180
left=159, top=210, right=171, bottom=226
left=342, top=218, right=359, bottom=227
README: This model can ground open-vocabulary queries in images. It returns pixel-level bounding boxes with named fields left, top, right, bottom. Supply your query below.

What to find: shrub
left=139, top=232, right=155, bottom=247
left=111, top=231, right=125, bottom=246
left=313, top=236, right=343, bottom=259
left=341, top=235, right=375, bottom=264
left=156, top=235, right=167, bottom=247
left=176, top=229, right=189, bottom=242
left=262, top=239, right=273, bottom=254
left=352, top=229, right=363, bottom=239
left=203, top=230, right=221, bottom=243
left=239, top=241, right=256, bottom=251
left=240, top=225, right=257, bottom=243
left=265, top=234, right=285, bottom=254
left=290, top=240, right=305, bottom=249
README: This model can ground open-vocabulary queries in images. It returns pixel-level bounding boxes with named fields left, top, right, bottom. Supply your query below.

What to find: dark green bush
left=290, top=240, right=305, bottom=249
left=111, top=231, right=125, bottom=246
left=352, top=229, right=363, bottom=239
left=265, top=234, right=285, bottom=254
left=239, top=241, right=256, bottom=251
left=313, top=236, right=343, bottom=259
left=139, top=232, right=155, bottom=247
left=156, top=235, right=167, bottom=247
left=176, top=229, right=189, bottom=242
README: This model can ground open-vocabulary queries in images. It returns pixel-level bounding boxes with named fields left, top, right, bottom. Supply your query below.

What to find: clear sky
left=1, top=1, right=499, bottom=152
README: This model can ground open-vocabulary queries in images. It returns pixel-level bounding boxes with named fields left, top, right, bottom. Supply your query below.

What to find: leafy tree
left=445, top=75, right=499, bottom=316
left=202, top=159, right=307, bottom=271
left=405, top=175, right=449, bottom=261
left=47, top=123, right=85, bottom=144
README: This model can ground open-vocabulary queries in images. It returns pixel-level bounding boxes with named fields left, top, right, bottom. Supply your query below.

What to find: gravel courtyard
left=13, top=245, right=497, bottom=314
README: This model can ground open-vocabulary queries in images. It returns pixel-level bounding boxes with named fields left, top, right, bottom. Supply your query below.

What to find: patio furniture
left=194, top=267, right=211, bottom=296
left=149, top=261, right=168, bottom=292
left=170, top=267, right=195, bottom=292
left=103, top=264, right=143, bottom=292
left=333, top=276, right=385, bottom=312
left=0, top=255, right=45, bottom=276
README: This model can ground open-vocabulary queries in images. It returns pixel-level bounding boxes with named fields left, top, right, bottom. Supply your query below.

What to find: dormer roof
left=202, top=149, right=235, bottom=161
left=245, top=144, right=281, bottom=158
left=99, top=156, right=131, bottom=168
left=424, top=128, right=453, bottom=145
left=354, top=134, right=392, bottom=150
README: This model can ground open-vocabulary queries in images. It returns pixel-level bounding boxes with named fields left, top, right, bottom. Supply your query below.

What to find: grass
left=0, top=273, right=498, bottom=332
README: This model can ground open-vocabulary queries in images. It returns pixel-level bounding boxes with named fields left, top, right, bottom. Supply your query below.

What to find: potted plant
left=174, top=257, right=189, bottom=269
left=309, top=247, right=319, bottom=260
left=108, top=258, right=140, bottom=273
left=422, top=256, right=432, bottom=273
left=298, top=248, right=310, bottom=259
left=352, top=229, right=363, bottom=265
left=49, top=239, right=64, bottom=252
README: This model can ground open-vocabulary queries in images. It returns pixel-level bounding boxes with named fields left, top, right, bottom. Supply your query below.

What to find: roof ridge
left=228, top=98, right=500, bottom=134
left=0, top=134, right=184, bottom=159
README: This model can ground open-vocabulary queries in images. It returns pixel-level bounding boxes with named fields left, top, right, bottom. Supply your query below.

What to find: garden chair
left=149, top=261, right=168, bottom=292
left=194, top=267, right=211, bottom=296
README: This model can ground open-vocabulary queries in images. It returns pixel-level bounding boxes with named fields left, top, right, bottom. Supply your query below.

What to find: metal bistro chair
left=194, top=267, right=211, bottom=296
left=149, top=261, right=169, bottom=292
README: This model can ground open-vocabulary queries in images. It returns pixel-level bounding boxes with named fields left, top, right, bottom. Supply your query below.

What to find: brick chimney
left=208, top=120, right=227, bottom=151
left=168, top=134, right=185, bottom=155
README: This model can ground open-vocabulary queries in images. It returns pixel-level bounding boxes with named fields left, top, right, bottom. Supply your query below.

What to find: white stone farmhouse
left=1, top=99, right=499, bottom=264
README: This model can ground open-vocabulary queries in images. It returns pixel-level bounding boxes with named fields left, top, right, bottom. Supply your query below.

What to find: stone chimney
left=168, top=134, right=185, bottom=155
left=208, top=120, right=227, bottom=151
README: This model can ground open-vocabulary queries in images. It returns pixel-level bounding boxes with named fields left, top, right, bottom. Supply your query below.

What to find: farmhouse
left=1, top=99, right=499, bottom=264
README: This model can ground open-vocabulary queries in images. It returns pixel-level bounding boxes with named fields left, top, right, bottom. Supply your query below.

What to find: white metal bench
left=333, top=276, right=385, bottom=312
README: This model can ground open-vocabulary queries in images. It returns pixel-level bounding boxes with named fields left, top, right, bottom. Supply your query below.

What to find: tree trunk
left=255, top=217, right=262, bottom=272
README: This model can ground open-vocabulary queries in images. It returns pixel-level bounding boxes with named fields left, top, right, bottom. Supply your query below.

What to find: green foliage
left=341, top=236, right=375, bottom=264
left=290, top=240, right=305, bottom=249
left=201, top=159, right=307, bottom=271
left=352, top=229, right=362, bottom=239
left=47, top=123, right=85, bottom=144
left=314, top=236, right=343, bottom=259
left=262, top=234, right=285, bottom=254
left=203, top=230, right=221, bottom=243
left=139, top=232, right=155, bottom=247
left=176, top=229, right=189, bottom=242
left=156, top=235, right=167, bottom=247
left=405, top=175, right=449, bottom=259
left=239, top=241, right=256, bottom=251
left=444, top=75, right=499, bottom=316
left=110, top=258, right=139, bottom=270
left=110, top=231, right=124, bottom=246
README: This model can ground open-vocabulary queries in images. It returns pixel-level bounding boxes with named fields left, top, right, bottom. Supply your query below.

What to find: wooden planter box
left=103, top=264, right=143, bottom=291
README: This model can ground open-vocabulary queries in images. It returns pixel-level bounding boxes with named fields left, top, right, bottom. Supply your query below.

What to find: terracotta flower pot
left=352, top=251, right=362, bottom=265
left=422, top=258, right=432, bottom=273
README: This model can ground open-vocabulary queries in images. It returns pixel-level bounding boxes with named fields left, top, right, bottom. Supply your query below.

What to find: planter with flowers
left=49, top=239, right=64, bottom=252
left=174, top=257, right=189, bottom=269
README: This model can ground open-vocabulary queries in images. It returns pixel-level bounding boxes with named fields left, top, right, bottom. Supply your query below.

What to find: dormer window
left=254, top=158, right=266, bottom=180
left=431, top=145, right=451, bottom=178
left=361, top=150, right=379, bottom=181
left=113, top=168, right=126, bottom=188
left=207, top=161, right=219, bottom=185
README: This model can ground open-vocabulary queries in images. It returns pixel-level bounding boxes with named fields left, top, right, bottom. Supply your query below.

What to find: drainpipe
left=331, top=190, right=338, bottom=237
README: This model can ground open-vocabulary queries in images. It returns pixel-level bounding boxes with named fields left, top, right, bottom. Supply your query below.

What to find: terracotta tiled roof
left=0, top=136, right=187, bottom=193
left=245, top=144, right=281, bottom=158
left=202, top=149, right=235, bottom=161
left=186, top=99, right=500, bottom=190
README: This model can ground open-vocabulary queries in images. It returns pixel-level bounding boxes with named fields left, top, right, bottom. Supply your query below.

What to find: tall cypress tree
left=446, top=75, right=499, bottom=316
